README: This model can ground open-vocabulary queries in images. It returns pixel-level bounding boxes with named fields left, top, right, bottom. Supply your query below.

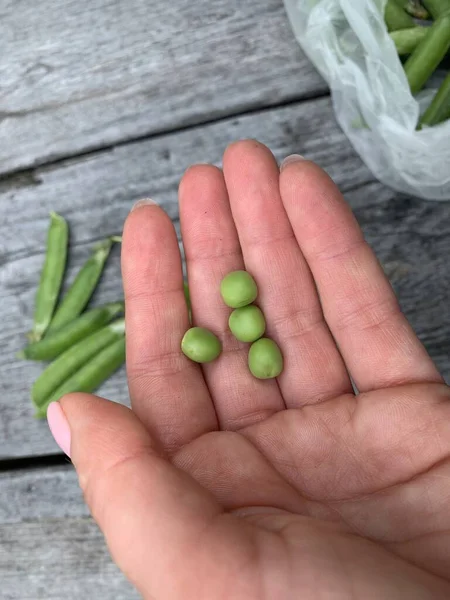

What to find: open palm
left=58, top=141, right=450, bottom=599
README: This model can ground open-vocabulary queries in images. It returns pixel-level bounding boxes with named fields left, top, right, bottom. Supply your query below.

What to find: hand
left=49, top=141, right=450, bottom=599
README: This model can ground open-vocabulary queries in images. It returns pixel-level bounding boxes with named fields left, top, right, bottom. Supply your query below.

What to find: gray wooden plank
left=0, top=519, right=139, bottom=599
left=0, top=466, right=138, bottom=598
left=1, top=98, right=449, bottom=460
left=0, top=0, right=326, bottom=175
left=0, top=465, right=87, bottom=524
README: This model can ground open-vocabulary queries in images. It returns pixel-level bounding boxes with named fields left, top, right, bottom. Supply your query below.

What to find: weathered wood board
left=0, top=0, right=327, bottom=175
left=0, top=466, right=138, bottom=598
left=0, top=484, right=138, bottom=598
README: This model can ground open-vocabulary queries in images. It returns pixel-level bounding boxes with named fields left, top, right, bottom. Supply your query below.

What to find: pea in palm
left=50, top=141, right=450, bottom=599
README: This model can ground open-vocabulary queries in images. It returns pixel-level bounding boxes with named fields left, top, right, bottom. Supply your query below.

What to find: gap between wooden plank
left=0, top=453, right=69, bottom=473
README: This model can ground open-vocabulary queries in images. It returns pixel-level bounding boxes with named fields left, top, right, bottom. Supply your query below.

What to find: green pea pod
left=385, top=0, right=415, bottom=31
left=390, top=26, right=429, bottom=54
left=34, top=336, right=126, bottom=418
left=30, top=212, right=69, bottom=342
left=422, top=0, right=450, bottom=19
left=18, top=301, right=124, bottom=361
left=31, top=318, right=125, bottom=408
left=419, top=72, right=450, bottom=126
left=404, top=13, right=450, bottom=94
left=47, top=238, right=116, bottom=333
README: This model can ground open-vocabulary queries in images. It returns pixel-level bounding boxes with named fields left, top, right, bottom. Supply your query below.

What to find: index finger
left=279, top=160, right=442, bottom=392
left=122, top=202, right=217, bottom=452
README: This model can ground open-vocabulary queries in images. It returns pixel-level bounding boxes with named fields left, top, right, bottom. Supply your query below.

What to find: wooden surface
left=1, top=0, right=449, bottom=597
left=0, top=466, right=139, bottom=599
left=0, top=0, right=326, bottom=175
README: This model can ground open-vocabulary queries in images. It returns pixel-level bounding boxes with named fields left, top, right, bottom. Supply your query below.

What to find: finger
left=122, top=202, right=217, bottom=452
left=279, top=160, right=443, bottom=391
left=222, top=141, right=352, bottom=406
left=50, top=395, right=224, bottom=599
left=179, top=165, right=284, bottom=428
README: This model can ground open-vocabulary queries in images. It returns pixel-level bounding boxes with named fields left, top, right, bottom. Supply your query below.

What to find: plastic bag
left=283, top=0, right=450, bottom=200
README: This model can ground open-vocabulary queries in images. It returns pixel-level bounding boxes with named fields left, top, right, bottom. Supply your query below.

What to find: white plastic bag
left=283, top=0, right=450, bottom=200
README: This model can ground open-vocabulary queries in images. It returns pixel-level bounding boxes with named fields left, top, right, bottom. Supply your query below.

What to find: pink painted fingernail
left=280, top=154, right=305, bottom=171
left=47, top=402, right=71, bottom=458
left=131, top=198, right=157, bottom=212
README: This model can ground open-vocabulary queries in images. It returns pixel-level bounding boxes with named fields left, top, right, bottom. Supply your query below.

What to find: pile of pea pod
left=385, top=0, right=450, bottom=128
left=18, top=212, right=126, bottom=419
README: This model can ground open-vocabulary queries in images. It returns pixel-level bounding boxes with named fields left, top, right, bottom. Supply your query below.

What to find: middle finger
left=223, top=140, right=352, bottom=406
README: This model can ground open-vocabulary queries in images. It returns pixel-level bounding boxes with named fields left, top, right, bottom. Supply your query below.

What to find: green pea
left=181, top=327, right=221, bottom=363
left=229, top=305, right=265, bottom=343
left=220, top=270, right=258, bottom=308
left=248, top=338, right=283, bottom=379
left=30, top=212, right=69, bottom=342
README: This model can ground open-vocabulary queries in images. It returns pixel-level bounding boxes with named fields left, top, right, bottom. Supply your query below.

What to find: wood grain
left=0, top=0, right=326, bottom=175
left=0, top=521, right=139, bottom=599
left=0, top=466, right=137, bottom=598
left=0, top=96, right=371, bottom=263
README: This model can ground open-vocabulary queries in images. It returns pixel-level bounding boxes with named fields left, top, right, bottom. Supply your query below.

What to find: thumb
left=47, top=395, right=223, bottom=599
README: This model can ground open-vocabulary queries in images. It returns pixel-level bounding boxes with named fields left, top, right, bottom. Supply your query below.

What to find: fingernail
left=131, top=198, right=157, bottom=212
left=280, top=154, right=305, bottom=171
left=47, top=402, right=71, bottom=458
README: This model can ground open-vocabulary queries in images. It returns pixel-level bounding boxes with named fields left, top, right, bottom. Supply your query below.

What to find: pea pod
left=34, top=336, right=126, bottom=418
left=385, top=0, right=415, bottom=31
left=419, top=71, right=450, bottom=126
left=31, top=318, right=125, bottom=408
left=18, top=301, right=124, bottom=361
left=30, top=212, right=69, bottom=342
left=47, top=238, right=115, bottom=333
left=390, top=26, right=429, bottom=54
left=422, top=0, right=450, bottom=19
left=404, top=13, right=450, bottom=94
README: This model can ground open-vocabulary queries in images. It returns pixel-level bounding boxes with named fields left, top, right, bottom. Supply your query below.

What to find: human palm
left=56, top=141, right=450, bottom=599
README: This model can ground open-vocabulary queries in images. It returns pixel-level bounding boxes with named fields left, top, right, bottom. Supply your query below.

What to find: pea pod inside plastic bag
left=283, top=0, right=450, bottom=200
